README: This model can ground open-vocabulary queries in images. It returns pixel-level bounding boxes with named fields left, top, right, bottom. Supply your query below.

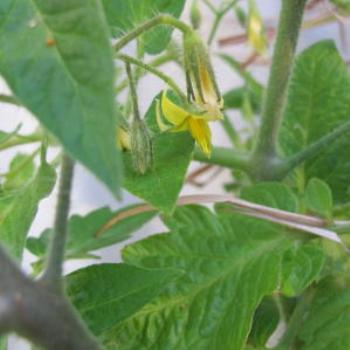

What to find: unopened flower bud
left=130, top=119, right=153, bottom=174
left=190, top=0, right=202, bottom=30
left=183, top=30, right=223, bottom=120
left=247, top=0, right=267, bottom=54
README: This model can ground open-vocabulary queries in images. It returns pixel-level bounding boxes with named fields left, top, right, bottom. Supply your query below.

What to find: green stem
left=254, top=0, right=307, bottom=158
left=116, top=51, right=178, bottom=93
left=274, top=288, right=315, bottom=350
left=208, top=15, right=222, bottom=45
left=196, top=115, right=350, bottom=179
left=118, top=54, right=186, bottom=101
left=202, top=0, right=218, bottom=14
left=41, top=154, right=74, bottom=292
left=114, top=15, right=191, bottom=52
left=283, top=119, right=350, bottom=173
left=333, top=202, right=350, bottom=216
left=0, top=133, right=42, bottom=151
left=207, top=0, right=239, bottom=45
left=0, top=94, right=20, bottom=106
left=273, top=293, right=288, bottom=325
left=221, top=114, right=240, bottom=147
left=194, top=146, right=250, bottom=171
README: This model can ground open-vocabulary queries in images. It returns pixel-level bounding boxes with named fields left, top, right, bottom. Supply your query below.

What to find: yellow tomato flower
left=155, top=31, right=223, bottom=157
left=157, top=91, right=212, bottom=156
left=183, top=31, right=223, bottom=121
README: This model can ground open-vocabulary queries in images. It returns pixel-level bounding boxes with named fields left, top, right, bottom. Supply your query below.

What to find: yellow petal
left=161, top=91, right=189, bottom=126
left=187, top=118, right=211, bottom=156
left=117, top=127, right=131, bottom=150
left=199, top=62, right=216, bottom=100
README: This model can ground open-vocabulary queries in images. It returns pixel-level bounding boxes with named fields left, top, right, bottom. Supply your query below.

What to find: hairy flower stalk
left=157, top=30, right=223, bottom=156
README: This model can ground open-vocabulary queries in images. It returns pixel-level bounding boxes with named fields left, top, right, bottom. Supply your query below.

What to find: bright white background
left=0, top=1, right=348, bottom=348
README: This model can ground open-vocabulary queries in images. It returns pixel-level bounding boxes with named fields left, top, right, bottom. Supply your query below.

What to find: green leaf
left=0, top=162, right=56, bottom=259
left=0, top=337, right=6, bottom=350
left=279, top=41, right=350, bottom=203
left=26, top=229, right=51, bottom=258
left=66, top=263, right=182, bottom=336
left=305, top=178, right=333, bottom=219
left=67, top=206, right=156, bottom=255
left=242, top=183, right=325, bottom=297
left=123, top=132, right=194, bottom=213
left=330, top=0, right=350, bottom=13
left=223, top=87, right=262, bottom=113
left=298, top=276, right=350, bottom=350
left=27, top=205, right=156, bottom=259
left=102, top=0, right=186, bottom=54
left=0, top=124, right=21, bottom=145
left=3, top=153, right=36, bottom=190
left=241, top=182, right=298, bottom=212
left=0, top=0, right=121, bottom=194
left=103, top=206, right=294, bottom=350
left=249, top=297, right=279, bottom=347
left=219, top=54, right=264, bottom=113
left=281, top=244, right=325, bottom=297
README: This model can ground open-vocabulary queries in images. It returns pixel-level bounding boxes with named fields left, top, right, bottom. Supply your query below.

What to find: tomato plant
left=1, top=1, right=350, bottom=349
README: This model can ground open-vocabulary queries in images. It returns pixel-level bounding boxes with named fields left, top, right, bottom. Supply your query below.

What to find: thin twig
left=118, top=54, right=186, bottom=101
left=114, top=15, right=191, bottom=52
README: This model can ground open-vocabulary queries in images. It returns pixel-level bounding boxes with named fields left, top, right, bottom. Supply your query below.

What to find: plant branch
left=117, top=54, right=186, bottom=101
left=41, top=154, right=74, bottom=292
left=193, top=146, right=251, bottom=171
left=274, top=287, right=316, bottom=350
left=114, top=15, right=191, bottom=52
left=116, top=51, right=178, bottom=93
left=0, top=94, right=20, bottom=106
left=197, top=118, right=350, bottom=181
left=202, top=0, right=218, bottom=14
left=254, top=0, right=307, bottom=159
left=283, top=119, right=350, bottom=174
left=221, top=114, right=241, bottom=147
left=0, top=133, right=42, bottom=151
left=0, top=245, right=101, bottom=350
left=207, top=0, right=239, bottom=45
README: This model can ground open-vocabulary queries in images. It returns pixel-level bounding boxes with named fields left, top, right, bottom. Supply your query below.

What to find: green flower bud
left=130, top=119, right=153, bottom=174
left=190, top=0, right=202, bottom=30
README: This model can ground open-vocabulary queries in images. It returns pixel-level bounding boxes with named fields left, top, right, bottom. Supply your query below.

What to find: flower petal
left=187, top=118, right=211, bottom=156
left=161, top=91, right=189, bottom=126
left=117, top=127, right=131, bottom=150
